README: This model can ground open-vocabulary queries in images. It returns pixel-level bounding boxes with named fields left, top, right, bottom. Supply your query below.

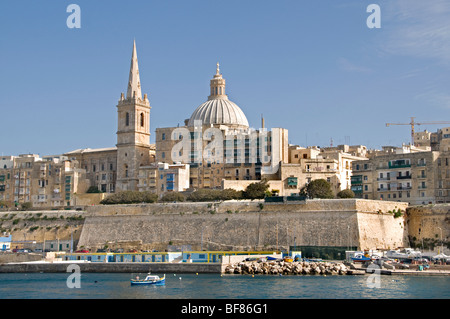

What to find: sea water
left=0, top=272, right=449, bottom=299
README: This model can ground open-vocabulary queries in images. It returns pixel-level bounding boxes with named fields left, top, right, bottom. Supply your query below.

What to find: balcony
left=397, top=175, right=411, bottom=180
left=389, top=161, right=411, bottom=169
left=351, top=176, right=363, bottom=185
left=391, top=186, right=412, bottom=191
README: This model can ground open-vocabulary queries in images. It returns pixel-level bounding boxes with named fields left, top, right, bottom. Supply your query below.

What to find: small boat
left=130, top=273, right=165, bottom=286
left=283, top=257, right=293, bottom=262
left=386, top=248, right=421, bottom=260
left=351, top=252, right=371, bottom=262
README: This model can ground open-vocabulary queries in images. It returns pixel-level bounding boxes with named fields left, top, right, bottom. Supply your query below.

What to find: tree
left=186, top=188, right=243, bottom=202
left=86, top=186, right=102, bottom=193
left=100, top=191, right=158, bottom=205
left=243, top=180, right=269, bottom=200
left=21, top=202, right=33, bottom=211
left=337, top=189, right=355, bottom=198
left=304, top=179, right=334, bottom=199
left=160, top=192, right=186, bottom=202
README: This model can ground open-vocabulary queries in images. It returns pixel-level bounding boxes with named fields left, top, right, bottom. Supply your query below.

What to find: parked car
left=75, top=249, right=89, bottom=253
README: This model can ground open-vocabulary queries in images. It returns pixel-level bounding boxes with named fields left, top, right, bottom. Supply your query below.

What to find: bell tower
left=116, top=40, right=152, bottom=191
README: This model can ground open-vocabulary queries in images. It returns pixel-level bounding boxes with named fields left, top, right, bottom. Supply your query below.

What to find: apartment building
left=0, top=154, right=89, bottom=208
left=137, top=162, right=190, bottom=195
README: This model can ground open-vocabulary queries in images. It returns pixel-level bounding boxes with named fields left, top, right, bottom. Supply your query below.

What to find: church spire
left=126, top=39, right=142, bottom=100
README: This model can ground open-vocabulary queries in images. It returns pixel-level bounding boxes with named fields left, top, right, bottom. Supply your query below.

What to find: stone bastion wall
left=77, top=199, right=409, bottom=252
left=406, top=204, right=450, bottom=252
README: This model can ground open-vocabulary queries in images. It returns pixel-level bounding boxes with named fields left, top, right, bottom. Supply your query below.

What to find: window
left=162, top=133, right=166, bottom=140
left=125, top=112, right=130, bottom=126
left=140, top=113, right=144, bottom=127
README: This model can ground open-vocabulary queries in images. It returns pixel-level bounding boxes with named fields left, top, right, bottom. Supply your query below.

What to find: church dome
left=188, top=98, right=249, bottom=127
left=187, top=63, right=249, bottom=128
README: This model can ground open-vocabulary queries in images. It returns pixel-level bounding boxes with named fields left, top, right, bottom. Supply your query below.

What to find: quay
left=2, top=259, right=449, bottom=276
left=0, top=261, right=223, bottom=274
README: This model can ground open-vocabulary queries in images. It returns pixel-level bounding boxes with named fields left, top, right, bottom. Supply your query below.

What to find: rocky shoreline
left=224, top=260, right=352, bottom=275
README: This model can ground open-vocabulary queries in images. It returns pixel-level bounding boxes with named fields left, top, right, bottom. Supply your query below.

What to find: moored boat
left=386, top=248, right=421, bottom=260
left=351, top=253, right=371, bottom=262
left=130, top=273, right=165, bottom=285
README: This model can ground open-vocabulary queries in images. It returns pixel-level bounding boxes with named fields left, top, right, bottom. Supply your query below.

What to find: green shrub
left=100, top=191, right=158, bottom=205
left=187, top=188, right=243, bottom=202
left=86, top=186, right=102, bottom=193
left=243, top=180, right=269, bottom=200
left=160, top=192, right=186, bottom=202
left=337, top=189, right=355, bottom=198
left=301, top=179, right=334, bottom=199
left=21, top=202, right=33, bottom=211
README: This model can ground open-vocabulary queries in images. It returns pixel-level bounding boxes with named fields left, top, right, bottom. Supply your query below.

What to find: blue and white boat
left=130, top=273, right=165, bottom=286
left=351, top=252, right=371, bottom=262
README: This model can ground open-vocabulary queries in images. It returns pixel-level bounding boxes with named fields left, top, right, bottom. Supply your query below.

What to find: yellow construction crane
left=386, top=117, right=450, bottom=146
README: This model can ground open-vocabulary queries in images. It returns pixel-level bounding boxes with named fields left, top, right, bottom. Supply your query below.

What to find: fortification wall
left=406, top=204, right=450, bottom=253
left=77, top=199, right=409, bottom=252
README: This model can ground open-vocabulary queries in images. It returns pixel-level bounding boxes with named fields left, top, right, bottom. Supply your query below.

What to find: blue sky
left=1, top=0, right=449, bottom=156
